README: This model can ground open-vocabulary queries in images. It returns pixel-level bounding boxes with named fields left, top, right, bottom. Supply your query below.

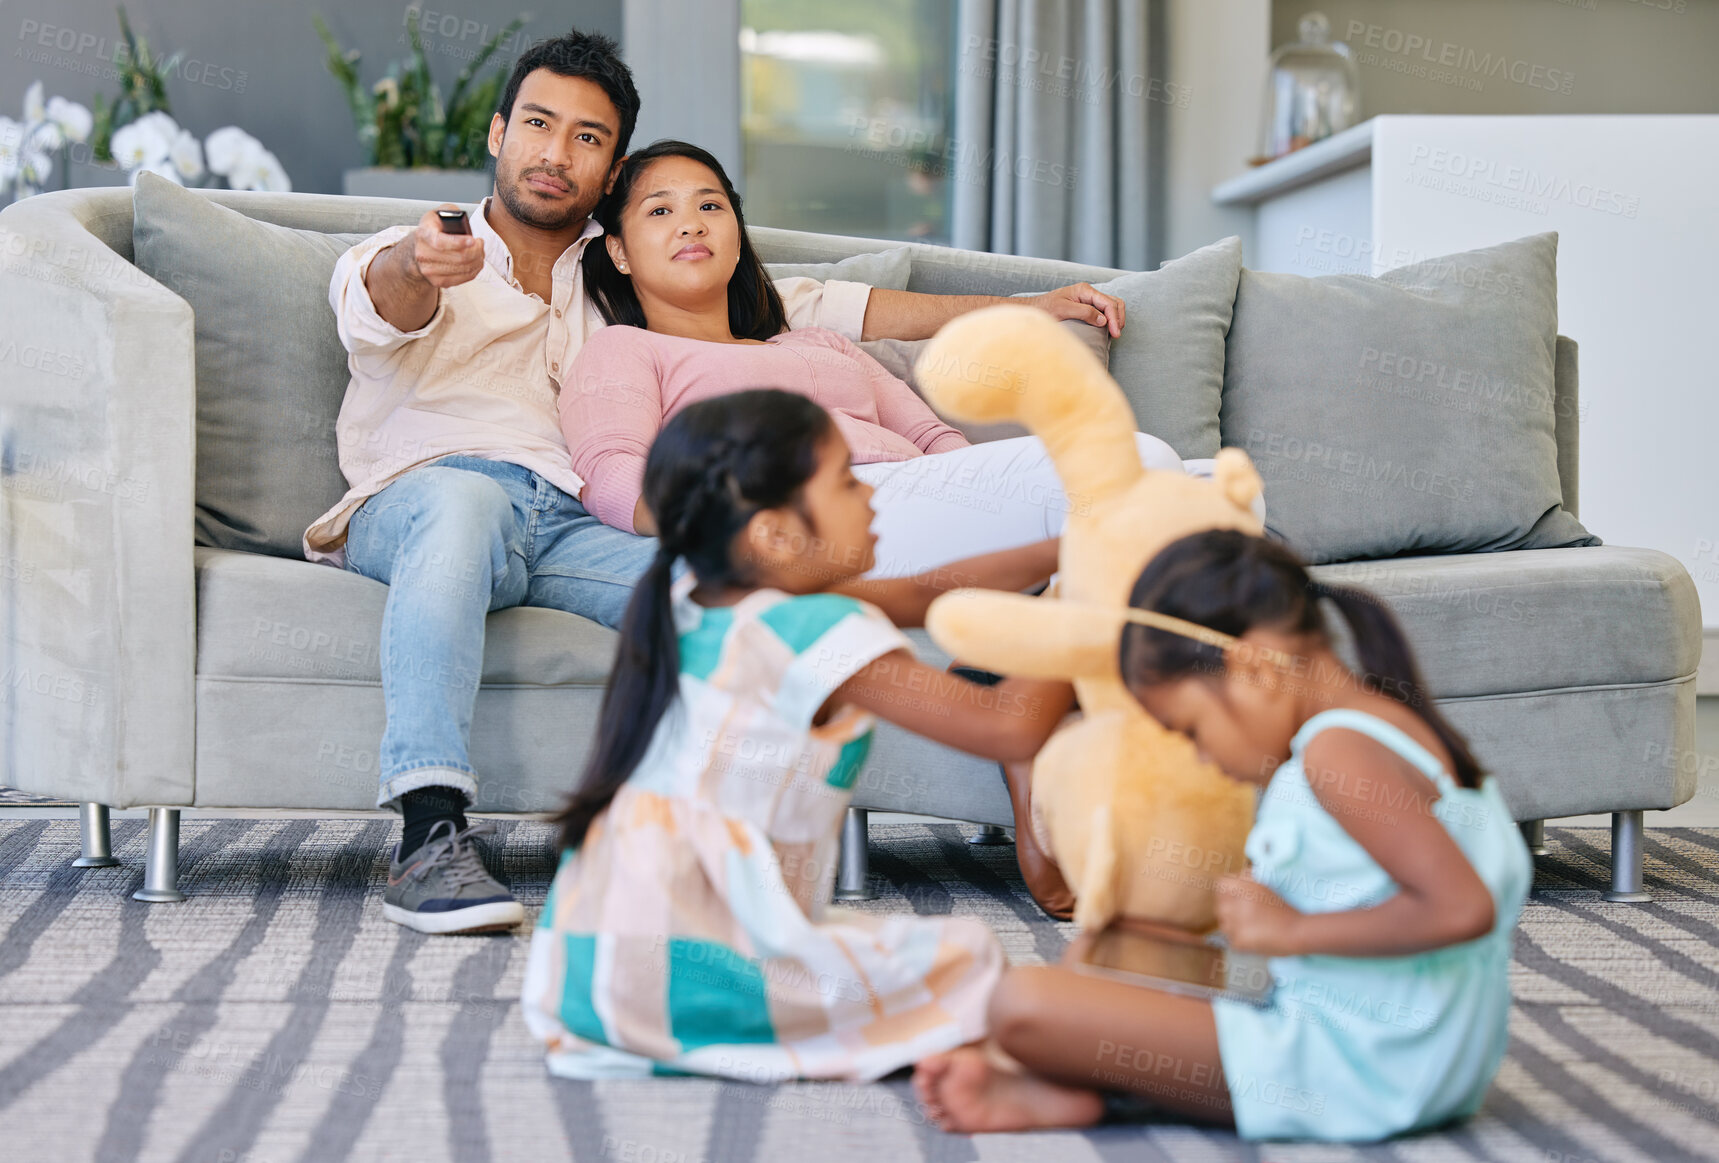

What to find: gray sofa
left=0, top=186, right=1702, bottom=906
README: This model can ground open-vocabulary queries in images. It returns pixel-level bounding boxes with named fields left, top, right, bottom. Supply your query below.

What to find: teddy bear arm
left=925, top=590, right=1132, bottom=680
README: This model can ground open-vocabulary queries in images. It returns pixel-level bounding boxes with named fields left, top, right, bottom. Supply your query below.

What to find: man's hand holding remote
left=363, top=204, right=485, bottom=332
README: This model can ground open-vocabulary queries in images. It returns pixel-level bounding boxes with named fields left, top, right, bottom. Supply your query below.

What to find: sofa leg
left=72, top=802, right=120, bottom=868
left=833, top=808, right=874, bottom=901
left=1603, top=810, right=1651, bottom=903
left=132, top=808, right=186, bottom=903
left=1520, top=819, right=1548, bottom=858
left=968, top=824, right=1011, bottom=846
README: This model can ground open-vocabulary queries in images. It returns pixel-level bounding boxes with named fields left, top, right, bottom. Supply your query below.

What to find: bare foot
left=912, top=1050, right=957, bottom=1124
left=913, top=1045, right=1104, bottom=1133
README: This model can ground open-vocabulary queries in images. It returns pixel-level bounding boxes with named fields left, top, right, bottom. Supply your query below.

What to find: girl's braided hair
left=553, top=389, right=833, bottom=849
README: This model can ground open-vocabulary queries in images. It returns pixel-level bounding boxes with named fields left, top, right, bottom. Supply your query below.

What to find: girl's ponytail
left=551, top=389, right=834, bottom=850
left=1310, top=583, right=1483, bottom=789
left=1121, top=530, right=1484, bottom=789
left=553, top=544, right=681, bottom=850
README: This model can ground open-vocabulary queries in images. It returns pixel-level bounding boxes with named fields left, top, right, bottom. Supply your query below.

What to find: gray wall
left=3, top=1, right=623, bottom=196
left=1273, top=0, right=1719, bottom=118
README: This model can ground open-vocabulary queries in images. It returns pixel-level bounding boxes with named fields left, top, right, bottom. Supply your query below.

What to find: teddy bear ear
left=1213, top=448, right=1264, bottom=512
left=1072, top=804, right=1119, bottom=931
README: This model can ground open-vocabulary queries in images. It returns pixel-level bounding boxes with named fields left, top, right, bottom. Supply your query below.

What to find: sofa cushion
left=1091, top=236, right=1242, bottom=460
left=1309, top=546, right=1699, bottom=699
left=133, top=173, right=376, bottom=560
left=1220, top=233, right=1596, bottom=564
left=857, top=318, right=1110, bottom=443
left=764, top=247, right=912, bottom=289
left=754, top=229, right=1240, bottom=460
left=197, top=538, right=1697, bottom=705
left=194, top=549, right=617, bottom=685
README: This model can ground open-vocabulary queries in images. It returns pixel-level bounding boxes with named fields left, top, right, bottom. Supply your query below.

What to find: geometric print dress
left=521, top=577, right=1005, bottom=1081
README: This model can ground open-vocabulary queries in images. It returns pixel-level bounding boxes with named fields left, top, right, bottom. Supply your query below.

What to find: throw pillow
left=1087, top=236, right=1243, bottom=459
left=1218, top=232, right=1597, bottom=563
left=764, top=247, right=913, bottom=290
left=132, top=173, right=379, bottom=558
left=858, top=318, right=1111, bottom=443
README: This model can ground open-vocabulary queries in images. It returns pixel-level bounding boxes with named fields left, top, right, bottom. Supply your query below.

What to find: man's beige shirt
left=304, top=199, right=872, bottom=564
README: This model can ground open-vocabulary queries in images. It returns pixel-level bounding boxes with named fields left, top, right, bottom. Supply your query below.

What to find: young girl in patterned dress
left=915, top=530, right=1533, bottom=1142
left=522, top=388, right=1077, bottom=1081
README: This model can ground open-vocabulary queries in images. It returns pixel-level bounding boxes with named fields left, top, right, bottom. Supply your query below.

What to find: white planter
left=342, top=167, right=493, bottom=203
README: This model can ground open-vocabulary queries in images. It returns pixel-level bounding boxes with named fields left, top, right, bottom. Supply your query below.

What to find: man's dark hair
left=496, top=28, right=640, bottom=161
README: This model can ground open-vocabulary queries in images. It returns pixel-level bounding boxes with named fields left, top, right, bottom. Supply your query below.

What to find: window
left=740, top=0, right=955, bottom=243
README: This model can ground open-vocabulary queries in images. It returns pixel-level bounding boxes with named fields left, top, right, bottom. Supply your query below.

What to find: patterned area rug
left=2, top=818, right=1718, bottom=1162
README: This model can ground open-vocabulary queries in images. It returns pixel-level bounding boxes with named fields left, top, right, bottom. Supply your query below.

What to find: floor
left=5, top=816, right=1719, bottom=1162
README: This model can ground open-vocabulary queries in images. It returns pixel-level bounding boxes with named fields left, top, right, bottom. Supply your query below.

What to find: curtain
left=951, top=0, right=1162, bottom=268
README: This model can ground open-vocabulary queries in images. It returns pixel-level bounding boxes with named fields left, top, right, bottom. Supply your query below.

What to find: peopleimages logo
left=1405, top=145, right=1640, bottom=219
left=1343, top=20, right=1574, bottom=95
left=17, top=20, right=248, bottom=92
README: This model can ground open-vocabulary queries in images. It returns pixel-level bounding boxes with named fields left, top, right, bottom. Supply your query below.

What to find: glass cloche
left=1253, top=12, right=1359, bottom=164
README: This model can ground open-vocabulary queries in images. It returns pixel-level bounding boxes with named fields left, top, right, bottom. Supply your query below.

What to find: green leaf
left=446, top=18, right=523, bottom=124
left=91, top=95, right=114, bottom=161
left=308, top=9, right=527, bottom=171
left=313, top=14, right=379, bottom=164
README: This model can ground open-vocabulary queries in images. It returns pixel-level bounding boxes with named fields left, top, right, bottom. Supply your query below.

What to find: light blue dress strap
left=1290, top=708, right=1457, bottom=793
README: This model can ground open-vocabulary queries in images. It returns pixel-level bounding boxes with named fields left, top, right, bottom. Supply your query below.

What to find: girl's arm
left=827, top=651, right=1077, bottom=763
left=831, top=538, right=1059, bottom=628
left=1216, top=728, right=1496, bottom=958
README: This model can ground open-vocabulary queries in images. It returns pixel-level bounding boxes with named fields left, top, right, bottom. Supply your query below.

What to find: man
left=311, top=28, right=1126, bottom=935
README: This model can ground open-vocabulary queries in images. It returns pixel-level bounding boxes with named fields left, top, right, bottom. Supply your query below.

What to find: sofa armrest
left=0, top=190, right=196, bottom=807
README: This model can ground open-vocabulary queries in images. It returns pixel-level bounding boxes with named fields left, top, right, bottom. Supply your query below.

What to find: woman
left=560, top=139, right=1201, bottom=580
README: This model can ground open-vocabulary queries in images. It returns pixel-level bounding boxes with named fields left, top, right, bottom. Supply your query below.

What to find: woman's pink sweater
left=560, top=325, right=970, bottom=532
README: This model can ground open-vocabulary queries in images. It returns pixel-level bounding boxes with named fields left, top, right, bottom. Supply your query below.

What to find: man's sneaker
left=383, top=819, right=526, bottom=934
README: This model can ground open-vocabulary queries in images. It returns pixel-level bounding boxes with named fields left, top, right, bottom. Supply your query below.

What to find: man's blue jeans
left=343, top=456, right=659, bottom=810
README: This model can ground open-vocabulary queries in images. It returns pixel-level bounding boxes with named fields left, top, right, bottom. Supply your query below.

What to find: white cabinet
left=1215, top=114, right=1719, bottom=647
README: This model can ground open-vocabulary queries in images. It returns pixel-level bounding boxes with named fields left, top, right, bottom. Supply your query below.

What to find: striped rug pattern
left=2, top=818, right=1718, bottom=1162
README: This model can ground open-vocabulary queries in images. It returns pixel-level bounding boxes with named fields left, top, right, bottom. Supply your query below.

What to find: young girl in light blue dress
left=914, top=529, right=1533, bottom=1142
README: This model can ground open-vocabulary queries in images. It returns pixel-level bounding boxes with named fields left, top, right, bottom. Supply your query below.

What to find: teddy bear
left=912, top=304, right=1264, bottom=932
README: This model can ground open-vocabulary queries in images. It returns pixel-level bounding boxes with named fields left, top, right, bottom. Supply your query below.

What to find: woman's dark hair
left=582, top=139, right=787, bottom=341
left=497, top=29, right=640, bottom=161
left=1119, top=529, right=1482, bottom=789
left=553, top=390, right=833, bottom=849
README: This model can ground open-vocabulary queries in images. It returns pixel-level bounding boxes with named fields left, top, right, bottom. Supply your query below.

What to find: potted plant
left=89, top=5, right=177, bottom=164
left=49, top=6, right=287, bottom=195
left=314, top=13, right=524, bottom=202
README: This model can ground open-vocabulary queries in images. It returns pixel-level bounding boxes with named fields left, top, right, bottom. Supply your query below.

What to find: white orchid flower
left=110, top=120, right=172, bottom=170
left=254, top=149, right=292, bottom=191
left=169, top=129, right=205, bottom=182
left=23, top=81, right=45, bottom=125
left=32, top=121, right=63, bottom=153
left=134, top=111, right=181, bottom=142
left=0, top=115, right=20, bottom=164
left=0, top=117, right=21, bottom=188
left=203, top=125, right=255, bottom=177
left=21, top=145, right=55, bottom=185
left=131, top=160, right=186, bottom=187
left=230, top=144, right=291, bottom=192
left=46, top=97, right=93, bottom=144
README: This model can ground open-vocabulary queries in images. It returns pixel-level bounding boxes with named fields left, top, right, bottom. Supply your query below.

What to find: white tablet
left=1073, top=923, right=1276, bottom=1007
